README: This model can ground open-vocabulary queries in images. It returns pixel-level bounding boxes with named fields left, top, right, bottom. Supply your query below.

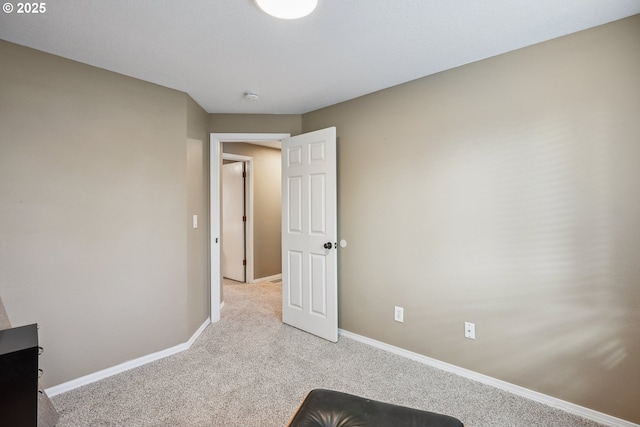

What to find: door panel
left=288, top=251, right=303, bottom=309
left=310, top=173, right=326, bottom=235
left=282, top=127, right=337, bottom=342
left=310, top=253, right=327, bottom=316
left=287, top=176, right=303, bottom=234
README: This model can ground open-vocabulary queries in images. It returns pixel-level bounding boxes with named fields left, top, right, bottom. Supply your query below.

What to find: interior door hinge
left=242, top=215, right=246, bottom=222
left=243, top=259, right=247, bottom=266
left=242, top=171, right=246, bottom=178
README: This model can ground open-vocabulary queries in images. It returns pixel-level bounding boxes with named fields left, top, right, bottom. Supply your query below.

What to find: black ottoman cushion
left=288, top=389, right=464, bottom=427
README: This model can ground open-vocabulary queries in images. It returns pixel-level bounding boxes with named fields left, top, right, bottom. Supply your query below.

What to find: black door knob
left=324, top=242, right=333, bottom=249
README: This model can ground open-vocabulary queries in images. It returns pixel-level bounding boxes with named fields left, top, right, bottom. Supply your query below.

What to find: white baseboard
left=252, top=273, right=282, bottom=283
left=46, top=317, right=211, bottom=397
left=338, top=329, right=638, bottom=427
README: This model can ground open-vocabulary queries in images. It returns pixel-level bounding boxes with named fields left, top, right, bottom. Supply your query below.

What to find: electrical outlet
left=464, top=322, right=475, bottom=339
left=394, top=306, right=404, bottom=323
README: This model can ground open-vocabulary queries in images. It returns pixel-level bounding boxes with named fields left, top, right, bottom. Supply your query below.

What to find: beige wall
left=0, top=40, right=209, bottom=387
left=222, top=143, right=282, bottom=280
left=303, top=15, right=640, bottom=424
left=186, top=97, right=210, bottom=334
left=209, top=113, right=301, bottom=135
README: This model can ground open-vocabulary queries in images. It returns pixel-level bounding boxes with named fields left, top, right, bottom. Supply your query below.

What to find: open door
left=281, top=127, right=338, bottom=342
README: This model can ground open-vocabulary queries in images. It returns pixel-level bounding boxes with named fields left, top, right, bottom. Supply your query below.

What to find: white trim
left=213, top=133, right=290, bottom=144
left=253, top=273, right=282, bottom=284
left=222, top=153, right=255, bottom=284
left=46, top=318, right=211, bottom=397
left=210, top=137, right=222, bottom=322
left=210, top=133, right=290, bottom=325
left=338, top=329, right=638, bottom=427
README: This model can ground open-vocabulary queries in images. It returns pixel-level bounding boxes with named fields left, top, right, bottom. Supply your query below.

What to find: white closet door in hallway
left=222, top=161, right=245, bottom=282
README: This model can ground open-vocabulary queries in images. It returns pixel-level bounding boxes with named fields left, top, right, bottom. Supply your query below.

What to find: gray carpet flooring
left=52, top=280, right=607, bottom=427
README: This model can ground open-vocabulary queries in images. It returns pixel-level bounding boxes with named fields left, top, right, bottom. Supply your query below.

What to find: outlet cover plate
left=394, top=306, right=404, bottom=323
left=465, top=322, right=475, bottom=339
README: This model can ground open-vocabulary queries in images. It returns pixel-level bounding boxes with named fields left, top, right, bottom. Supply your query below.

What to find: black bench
left=288, top=389, right=464, bottom=427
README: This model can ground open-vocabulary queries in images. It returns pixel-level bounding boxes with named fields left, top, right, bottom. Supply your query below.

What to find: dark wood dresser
left=0, top=323, right=39, bottom=427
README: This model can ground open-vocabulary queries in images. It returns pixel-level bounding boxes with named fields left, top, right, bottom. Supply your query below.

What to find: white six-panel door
left=281, top=127, right=337, bottom=342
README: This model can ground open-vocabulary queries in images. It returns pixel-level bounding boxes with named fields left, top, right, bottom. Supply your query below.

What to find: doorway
left=210, top=133, right=289, bottom=322
left=210, top=129, right=338, bottom=342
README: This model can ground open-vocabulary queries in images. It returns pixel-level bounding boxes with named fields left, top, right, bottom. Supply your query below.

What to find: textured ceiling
left=1, top=0, right=638, bottom=114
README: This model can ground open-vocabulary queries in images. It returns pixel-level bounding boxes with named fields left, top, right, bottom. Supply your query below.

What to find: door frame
left=222, top=153, right=253, bottom=284
left=210, top=133, right=290, bottom=322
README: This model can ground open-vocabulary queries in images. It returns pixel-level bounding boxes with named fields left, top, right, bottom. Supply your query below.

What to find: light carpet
left=52, top=280, right=607, bottom=427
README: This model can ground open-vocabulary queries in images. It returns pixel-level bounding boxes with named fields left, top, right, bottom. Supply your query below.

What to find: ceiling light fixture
left=245, top=92, right=260, bottom=101
left=255, top=0, right=318, bottom=20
